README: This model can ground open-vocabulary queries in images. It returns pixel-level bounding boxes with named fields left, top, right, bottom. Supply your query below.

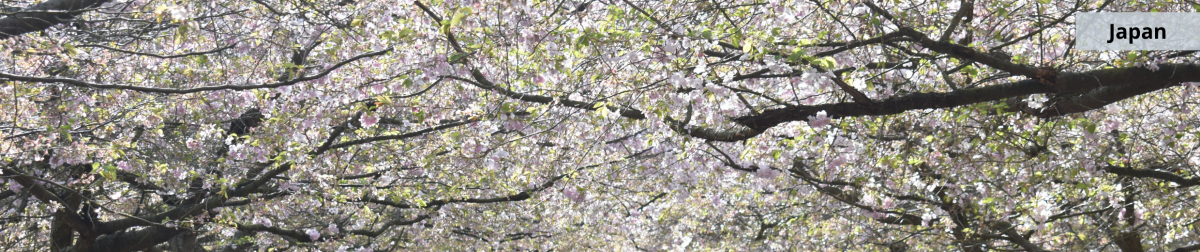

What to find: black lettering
left=1107, top=24, right=1114, bottom=43
left=1117, top=27, right=1127, bottom=44
left=1101, top=25, right=1167, bottom=45
left=1130, top=27, right=1140, bottom=43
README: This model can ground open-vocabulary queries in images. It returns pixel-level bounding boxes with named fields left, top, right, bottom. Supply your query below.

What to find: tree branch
left=1174, top=243, right=1200, bottom=252
left=457, top=70, right=647, bottom=119
left=0, top=0, right=110, bottom=40
left=938, top=0, right=973, bottom=43
left=0, top=48, right=392, bottom=94
left=1102, top=165, right=1200, bottom=188
left=77, top=43, right=236, bottom=59
left=987, top=220, right=1045, bottom=252
left=898, top=27, right=1040, bottom=79
left=1053, top=64, right=1200, bottom=94
left=359, top=174, right=565, bottom=209
left=326, top=119, right=478, bottom=151
left=91, top=225, right=185, bottom=252
left=620, top=0, right=673, bottom=33
left=733, top=79, right=1050, bottom=132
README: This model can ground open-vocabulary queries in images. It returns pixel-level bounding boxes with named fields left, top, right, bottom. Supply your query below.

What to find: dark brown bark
left=0, top=0, right=111, bottom=40
left=168, top=231, right=200, bottom=252
left=734, top=79, right=1050, bottom=131
left=50, top=210, right=76, bottom=251
left=1174, top=243, right=1200, bottom=252
left=90, top=226, right=185, bottom=252
left=1115, top=231, right=1145, bottom=252
left=1113, top=178, right=1146, bottom=252
left=1103, top=166, right=1200, bottom=188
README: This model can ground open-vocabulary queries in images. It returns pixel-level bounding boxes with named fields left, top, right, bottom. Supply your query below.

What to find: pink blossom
left=306, top=229, right=320, bottom=241
left=7, top=180, right=22, bottom=193
left=827, top=155, right=847, bottom=169
left=186, top=139, right=201, bottom=149
left=361, top=114, right=379, bottom=128
left=808, top=110, right=832, bottom=128
left=563, top=187, right=585, bottom=202
left=755, top=167, right=780, bottom=179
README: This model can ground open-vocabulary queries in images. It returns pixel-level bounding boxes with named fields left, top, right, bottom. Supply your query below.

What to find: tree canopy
left=1, top=0, right=1199, bottom=251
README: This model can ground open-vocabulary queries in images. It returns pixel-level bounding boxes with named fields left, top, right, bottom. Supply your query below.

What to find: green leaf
left=450, top=7, right=472, bottom=27
left=100, top=165, right=117, bottom=181
left=963, top=66, right=978, bottom=77
left=448, top=53, right=467, bottom=64
left=814, top=57, right=837, bottom=69
left=193, top=54, right=209, bottom=65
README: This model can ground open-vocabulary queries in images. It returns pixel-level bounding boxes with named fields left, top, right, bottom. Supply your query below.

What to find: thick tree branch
left=95, top=163, right=291, bottom=234
left=664, top=117, right=762, bottom=142
left=90, top=225, right=185, bottom=252
left=723, top=62, right=1200, bottom=137
left=0, top=168, right=94, bottom=235
left=0, top=0, right=110, bottom=40
left=1174, top=243, right=1200, bottom=252
left=1053, top=64, right=1200, bottom=94
left=734, top=79, right=1050, bottom=132
left=89, top=106, right=466, bottom=246
left=987, top=221, right=1045, bottom=251
left=1102, top=165, right=1200, bottom=188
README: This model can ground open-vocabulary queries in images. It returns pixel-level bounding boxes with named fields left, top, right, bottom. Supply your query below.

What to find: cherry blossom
left=0, top=0, right=1196, bottom=251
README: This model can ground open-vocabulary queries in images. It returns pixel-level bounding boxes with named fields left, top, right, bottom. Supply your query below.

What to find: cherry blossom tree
left=1, top=0, right=1199, bottom=251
